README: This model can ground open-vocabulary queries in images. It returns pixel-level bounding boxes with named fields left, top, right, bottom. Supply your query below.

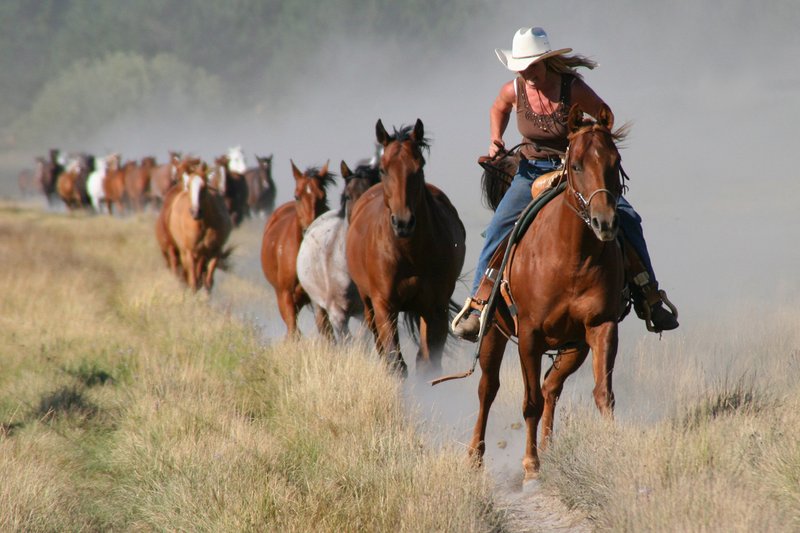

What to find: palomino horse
left=244, top=154, right=276, bottom=217
left=346, top=119, right=466, bottom=375
left=165, top=160, right=232, bottom=291
left=296, top=159, right=380, bottom=341
left=467, top=105, right=626, bottom=480
left=260, top=161, right=334, bottom=337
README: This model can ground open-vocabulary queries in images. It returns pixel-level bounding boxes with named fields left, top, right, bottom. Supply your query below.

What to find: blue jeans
left=470, top=159, right=656, bottom=296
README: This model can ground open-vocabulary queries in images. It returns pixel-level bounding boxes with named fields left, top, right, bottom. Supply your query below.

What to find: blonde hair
left=544, top=54, right=598, bottom=79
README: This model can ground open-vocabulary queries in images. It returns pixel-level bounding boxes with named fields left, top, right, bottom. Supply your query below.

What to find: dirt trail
left=214, top=218, right=592, bottom=532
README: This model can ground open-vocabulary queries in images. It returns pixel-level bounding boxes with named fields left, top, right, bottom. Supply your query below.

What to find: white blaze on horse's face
left=227, top=146, right=247, bottom=174
left=189, top=174, right=205, bottom=219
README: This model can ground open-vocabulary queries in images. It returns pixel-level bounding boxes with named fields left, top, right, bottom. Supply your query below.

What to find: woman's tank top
left=515, top=74, right=573, bottom=160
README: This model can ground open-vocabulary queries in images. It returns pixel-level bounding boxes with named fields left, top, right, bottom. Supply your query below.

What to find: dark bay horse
left=296, top=159, right=380, bottom=341
left=467, top=105, right=627, bottom=480
left=346, top=119, right=466, bottom=375
left=165, top=160, right=232, bottom=292
left=244, top=154, right=276, bottom=217
left=260, top=161, right=334, bottom=337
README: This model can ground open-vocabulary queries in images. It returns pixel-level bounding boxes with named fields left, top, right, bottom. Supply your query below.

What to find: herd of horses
left=22, top=108, right=635, bottom=481
left=19, top=146, right=276, bottom=222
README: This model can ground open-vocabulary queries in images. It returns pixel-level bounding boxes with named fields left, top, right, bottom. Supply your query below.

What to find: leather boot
left=453, top=313, right=481, bottom=342
left=649, top=301, right=679, bottom=331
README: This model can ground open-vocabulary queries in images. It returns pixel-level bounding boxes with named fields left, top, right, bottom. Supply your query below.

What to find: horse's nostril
left=391, top=214, right=397, bottom=226
left=591, top=217, right=600, bottom=229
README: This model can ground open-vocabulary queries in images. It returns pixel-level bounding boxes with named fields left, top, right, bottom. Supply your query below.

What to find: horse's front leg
left=416, top=308, right=449, bottom=375
left=468, top=326, right=507, bottom=467
left=586, top=321, right=618, bottom=417
left=540, top=345, right=590, bottom=451
left=204, top=256, right=219, bottom=292
left=276, top=287, right=299, bottom=339
left=518, top=328, right=547, bottom=480
left=372, top=300, right=406, bottom=375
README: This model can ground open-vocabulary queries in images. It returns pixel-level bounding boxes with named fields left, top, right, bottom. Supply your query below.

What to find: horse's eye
left=294, top=195, right=300, bottom=201
left=571, top=163, right=582, bottom=172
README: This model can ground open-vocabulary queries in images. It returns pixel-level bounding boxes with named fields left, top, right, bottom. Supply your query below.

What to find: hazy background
left=3, top=0, right=799, bottom=477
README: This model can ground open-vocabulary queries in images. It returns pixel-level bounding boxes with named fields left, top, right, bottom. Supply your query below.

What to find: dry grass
left=0, top=204, right=506, bottom=532
left=537, top=310, right=800, bottom=531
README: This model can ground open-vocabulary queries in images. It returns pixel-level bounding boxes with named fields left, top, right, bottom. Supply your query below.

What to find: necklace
left=522, top=78, right=566, bottom=133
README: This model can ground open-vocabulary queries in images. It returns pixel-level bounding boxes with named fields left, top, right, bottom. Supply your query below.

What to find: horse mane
left=568, top=119, right=631, bottom=146
left=387, top=124, right=431, bottom=163
left=301, top=166, right=336, bottom=212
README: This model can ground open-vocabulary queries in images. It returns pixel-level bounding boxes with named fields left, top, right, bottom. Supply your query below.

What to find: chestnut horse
left=165, top=161, right=232, bottom=291
left=125, top=156, right=156, bottom=212
left=467, top=105, right=627, bottom=480
left=260, top=161, right=334, bottom=337
left=346, top=119, right=466, bottom=375
left=296, top=159, right=380, bottom=341
left=150, top=151, right=182, bottom=208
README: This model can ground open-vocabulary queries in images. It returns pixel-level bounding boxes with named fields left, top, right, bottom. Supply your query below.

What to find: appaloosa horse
left=296, top=159, right=380, bottom=341
left=466, top=105, right=627, bottom=481
left=346, top=119, right=466, bottom=375
left=260, top=161, right=334, bottom=337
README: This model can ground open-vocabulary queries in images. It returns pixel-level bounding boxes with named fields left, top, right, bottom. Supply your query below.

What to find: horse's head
left=256, top=155, right=273, bottom=186
left=375, top=118, right=429, bottom=238
left=227, top=146, right=247, bottom=174
left=291, top=160, right=334, bottom=231
left=211, top=154, right=229, bottom=193
left=566, top=104, right=625, bottom=242
left=340, top=159, right=380, bottom=222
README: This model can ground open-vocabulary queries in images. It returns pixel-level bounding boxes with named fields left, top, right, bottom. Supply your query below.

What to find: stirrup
left=641, top=289, right=679, bottom=333
left=451, top=297, right=475, bottom=333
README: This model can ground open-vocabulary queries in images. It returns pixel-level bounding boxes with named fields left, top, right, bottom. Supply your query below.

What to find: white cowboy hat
left=495, top=27, right=572, bottom=72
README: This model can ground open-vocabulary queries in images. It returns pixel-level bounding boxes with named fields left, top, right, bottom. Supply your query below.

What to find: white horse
left=296, top=159, right=380, bottom=341
left=86, top=154, right=110, bottom=213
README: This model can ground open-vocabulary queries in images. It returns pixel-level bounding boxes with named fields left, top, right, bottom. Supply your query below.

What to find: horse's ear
left=412, top=118, right=424, bottom=142
left=376, top=119, right=390, bottom=147
left=319, top=160, right=330, bottom=177
left=290, top=159, right=303, bottom=181
left=340, top=160, right=352, bottom=179
left=567, top=104, right=584, bottom=133
left=597, top=104, right=614, bottom=131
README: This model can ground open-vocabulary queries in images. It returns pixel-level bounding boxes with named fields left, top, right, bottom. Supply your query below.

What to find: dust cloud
left=13, top=0, right=800, bottom=491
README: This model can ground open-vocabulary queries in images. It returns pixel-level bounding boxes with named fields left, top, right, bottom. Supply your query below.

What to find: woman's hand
left=488, top=139, right=505, bottom=158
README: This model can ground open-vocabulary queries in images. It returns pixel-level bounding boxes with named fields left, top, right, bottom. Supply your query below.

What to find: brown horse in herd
left=125, top=156, right=156, bottom=212
left=244, top=154, right=276, bottom=217
left=56, top=154, right=93, bottom=211
left=156, top=158, right=232, bottom=292
left=346, top=119, right=466, bottom=375
left=467, top=105, right=627, bottom=480
left=260, top=161, right=334, bottom=337
left=150, top=151, right=182, bottom=208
